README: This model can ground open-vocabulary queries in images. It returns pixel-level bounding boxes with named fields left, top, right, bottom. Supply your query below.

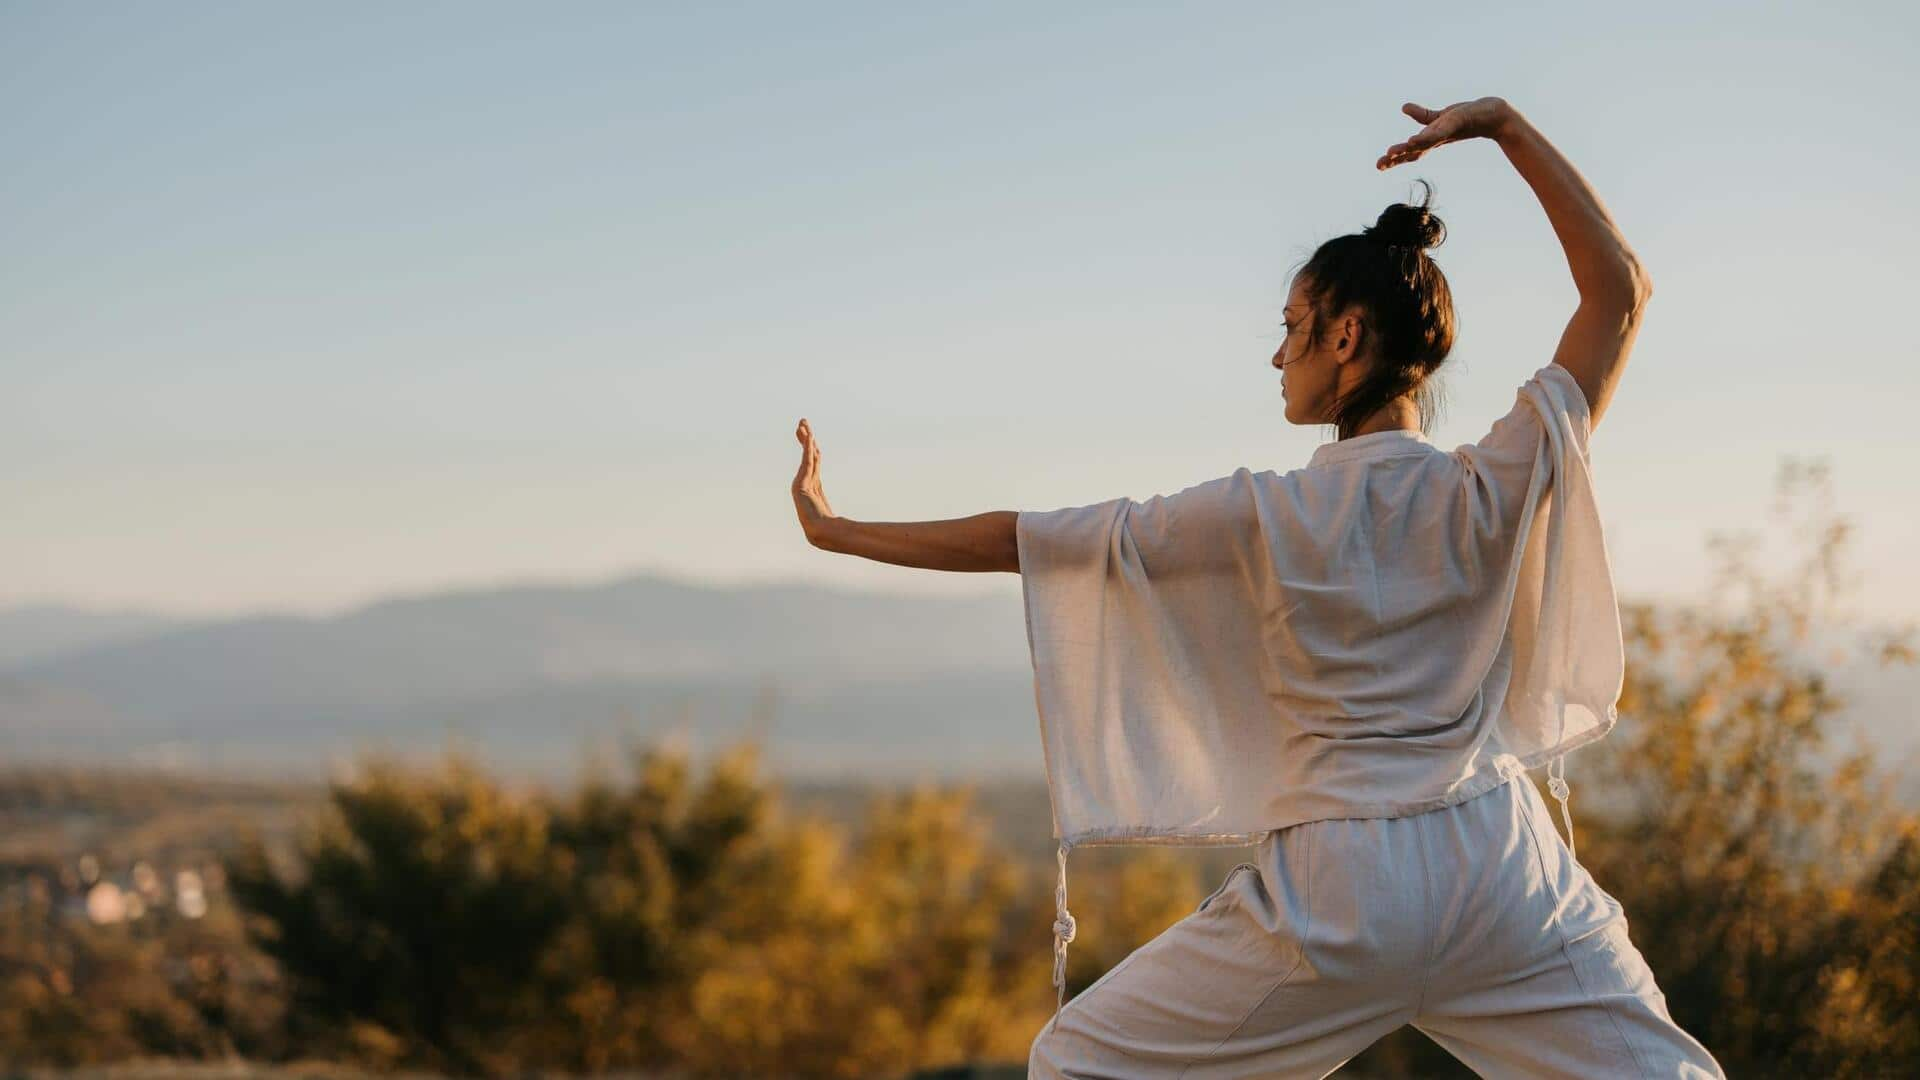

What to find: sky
left=5, top=1, right=1917, bottom=624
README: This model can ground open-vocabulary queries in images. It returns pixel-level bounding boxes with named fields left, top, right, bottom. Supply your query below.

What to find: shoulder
left=1447, top=363, right=1593, bottom=466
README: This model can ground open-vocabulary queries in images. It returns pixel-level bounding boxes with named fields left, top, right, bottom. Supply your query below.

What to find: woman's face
left=1272, top=276, right=1365, bottom=426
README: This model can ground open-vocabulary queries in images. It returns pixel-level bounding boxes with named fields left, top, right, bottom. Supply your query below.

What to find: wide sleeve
left=1451, top=362, right=1622, bottom=770
left=1456, top=363, right=1594, bottom=508
left=1017, top=466, right=1266, bottom=584
left=1015, top=467, right=1278, bottom=847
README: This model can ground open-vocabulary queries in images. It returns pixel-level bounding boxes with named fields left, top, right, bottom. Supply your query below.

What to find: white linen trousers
left=1028, top=773, right=1725, bottom=1078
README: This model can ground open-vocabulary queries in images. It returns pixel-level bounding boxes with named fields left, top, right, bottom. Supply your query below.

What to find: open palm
left=792, top=417, right=837, bottom=542
left=1376, top=97, right=1509, bottom=170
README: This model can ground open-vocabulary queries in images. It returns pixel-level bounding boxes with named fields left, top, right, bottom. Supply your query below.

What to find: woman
left=791, top=97, right=1724, bottom=1078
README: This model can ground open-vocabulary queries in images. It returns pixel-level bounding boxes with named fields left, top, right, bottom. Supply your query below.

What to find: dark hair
left=1291, top=178, right=1457, bottom=439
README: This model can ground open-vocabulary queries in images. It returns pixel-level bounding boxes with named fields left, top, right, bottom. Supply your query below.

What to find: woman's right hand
left=1376, top=97, right=1514, bottom=171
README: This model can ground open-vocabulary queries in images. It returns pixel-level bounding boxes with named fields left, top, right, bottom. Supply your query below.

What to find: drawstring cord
left=1049, top=839, right=1076, bottom=1032
left=1548, top=754, right=1576, bottom=860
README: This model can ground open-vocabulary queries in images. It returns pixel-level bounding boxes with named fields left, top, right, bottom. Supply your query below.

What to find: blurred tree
left=1805, top=821, right=1920, bottom=1075
left=225, top=754, right=570, bottom=1075
left=224, top=738, right=1081, bottom=1077
left=517, top=738, right=836, bottom=1073
left=0, top=865, right=276, bottom=1066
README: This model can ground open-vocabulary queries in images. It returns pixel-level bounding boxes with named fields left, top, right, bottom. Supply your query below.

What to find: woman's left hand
left=792, top=418, right=839, bottom=546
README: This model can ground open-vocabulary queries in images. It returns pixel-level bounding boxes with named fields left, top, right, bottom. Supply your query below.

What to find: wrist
left=809, top=515, right=850, bottom=552
left=1490, top=99, right=1528, bottom=144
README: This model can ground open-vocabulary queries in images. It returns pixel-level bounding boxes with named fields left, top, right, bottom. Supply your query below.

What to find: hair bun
left=1367, top=182, right=1446, bottom=251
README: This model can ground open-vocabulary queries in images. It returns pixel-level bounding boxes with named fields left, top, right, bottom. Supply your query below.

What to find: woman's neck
left=1341, top=399, right=1422, bottom=440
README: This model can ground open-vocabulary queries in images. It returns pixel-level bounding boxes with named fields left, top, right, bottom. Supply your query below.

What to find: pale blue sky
left=5, top=1, right=1916, bottom=622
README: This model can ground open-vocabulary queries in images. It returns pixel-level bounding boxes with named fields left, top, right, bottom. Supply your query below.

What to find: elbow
left=1584, top=258, right=1653, bottom=314
left=1628, top=260, right=1654, bottom=308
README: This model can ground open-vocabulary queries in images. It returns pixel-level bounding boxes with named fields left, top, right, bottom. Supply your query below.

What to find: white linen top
left=1015, top=362, right=1624, bottom=1023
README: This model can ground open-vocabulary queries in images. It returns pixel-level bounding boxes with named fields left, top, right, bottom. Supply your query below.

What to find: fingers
left=1379, top=101, right=1451, bottom=169
left=1377, top=143, right=1425, bottom=171
left=1379, top=102, right=1444, bottom=168
left=794, top=418, right=820, bottom=483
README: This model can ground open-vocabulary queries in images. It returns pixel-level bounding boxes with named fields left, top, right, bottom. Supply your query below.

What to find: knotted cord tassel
left=1548, top=754, right=1576, bottom=860
left=1049, top=839, right=1075, bottom=1032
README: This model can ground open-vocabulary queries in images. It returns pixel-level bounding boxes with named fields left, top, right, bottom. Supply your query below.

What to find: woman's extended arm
left=1380, top=97, right=1653, bottom=430
left=811, top=512, right=1020, bottom=573
left=791, top=417, right=1020, bottom=573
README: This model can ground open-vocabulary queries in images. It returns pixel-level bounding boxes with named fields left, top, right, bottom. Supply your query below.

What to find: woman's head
left=1274, top=179, right=1457, bottom=439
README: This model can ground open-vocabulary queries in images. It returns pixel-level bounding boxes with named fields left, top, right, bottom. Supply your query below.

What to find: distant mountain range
left=0, top=575, right=1040, bottom=783
left=2, top=574, right=1914, bottom=792
left=0, top=605, right=189, bottom=668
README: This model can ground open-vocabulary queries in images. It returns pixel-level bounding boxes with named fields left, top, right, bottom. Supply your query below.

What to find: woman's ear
left=1337, top=311, right=1369, bottom=357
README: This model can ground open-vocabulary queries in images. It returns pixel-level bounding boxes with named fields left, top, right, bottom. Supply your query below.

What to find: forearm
left=811, top=511, right=1021, bottom=573
left=1495, top=104, right=1651, bottom=303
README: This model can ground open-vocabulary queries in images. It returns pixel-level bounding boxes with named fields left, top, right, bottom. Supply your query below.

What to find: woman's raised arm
left=1380, top=97, right=1653, bottom=431
left=1492, top=103, right=1651, bottom=431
